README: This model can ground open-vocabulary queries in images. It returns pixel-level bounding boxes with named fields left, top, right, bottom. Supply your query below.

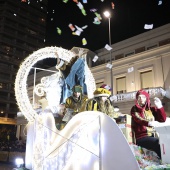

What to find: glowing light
left=15, top=47, right=75, bottom=122
left=103, top=11, right=110, bottom=18
left=15, top=158, right=24, bottom=167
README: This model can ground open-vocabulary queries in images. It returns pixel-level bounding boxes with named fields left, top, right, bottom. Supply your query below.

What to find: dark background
left=46, top=0, right=170, bottom=51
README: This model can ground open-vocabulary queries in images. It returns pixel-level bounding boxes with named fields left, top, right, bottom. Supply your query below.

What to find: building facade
left=90, top=24, right=170, bottom=116
left=16, top=24, right=170, bottom=141
left=0, top=0, right=48, bottom=118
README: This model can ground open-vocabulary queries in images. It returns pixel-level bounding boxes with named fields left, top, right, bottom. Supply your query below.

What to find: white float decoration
left=15, top=47, right=140, bottom=170
left=15, top=47, right=75, bottom=122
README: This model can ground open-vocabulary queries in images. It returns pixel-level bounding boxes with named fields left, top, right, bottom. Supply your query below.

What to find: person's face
left=137, top=94, right=146, bottom=106
left=101, top=96, right=108, bottom=102
left=73, top=92, right=81, bottom=99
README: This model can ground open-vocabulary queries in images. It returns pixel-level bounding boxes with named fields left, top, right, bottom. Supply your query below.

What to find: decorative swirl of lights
left=15, top=47, right=75, bottom=122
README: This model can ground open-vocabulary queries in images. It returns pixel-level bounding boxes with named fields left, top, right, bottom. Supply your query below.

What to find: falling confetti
left=69, top=23, right=75, bottom=31
left=106, top=63, right=113, bottom=69
left=82, top=25, right=88, bottom=29
left=77, top=2, right=87, bottom=16
left=82, top=0, right=87, bottom=3
left=90, top=8, right=97, bottom=12
left=94, top=12, right=102, bottom=20
left=73, top=0, right=78, bottom=3
left=72, top=29, right=82, bottom=36
left=93, top=17, right=101, bottom=24
left=111, top=2, right=115, bottom=9
left=105, top=44, right=112, bottom=51
left=81, top=8, right=87, bottom=16
left=144, top=24, right=153, bottom=29
left=158, top=0, right=162, bottom=5
left=56, top=27, right=62, bottom=35
left=82, top=38, right=87, bottom=45
left=127, top=67, right=134, bottom=73
left=75, top=25, right=84, bottom=32
left=63, top=0, right=69, bottom=3
left=92, top=55, right=99, bottom=62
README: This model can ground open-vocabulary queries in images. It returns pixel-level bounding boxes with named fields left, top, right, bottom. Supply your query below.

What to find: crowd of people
left=0, top=140, right=26, bottom=152
left=0, top=126, right=26, bottom=152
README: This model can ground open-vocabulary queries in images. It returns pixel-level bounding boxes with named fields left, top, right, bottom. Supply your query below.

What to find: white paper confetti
left=106, top=63, right=113, bottom=69
left=92, top=55, right=99, bottom=62
left=128, top=67, right=134, bottom=73
left=158, top=1, right=162, bottom=5
left=144, top=24, right=153, bottom=29
left=105, top=44, right=112, bottom=51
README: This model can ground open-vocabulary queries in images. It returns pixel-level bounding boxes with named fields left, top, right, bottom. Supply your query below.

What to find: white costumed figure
left=15, top=47, right=140, bottom=170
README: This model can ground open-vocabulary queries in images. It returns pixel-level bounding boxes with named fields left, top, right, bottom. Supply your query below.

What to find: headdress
left=100, top=84, right=112, bottom=91
left=94, top=88, right=111, bottom=97
left=135, top=89, right=150, bottom=111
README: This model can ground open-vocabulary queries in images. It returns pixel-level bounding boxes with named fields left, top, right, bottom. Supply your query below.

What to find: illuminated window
left=140, top=70, right=153, bottom=89
left=116, top=76, right=126, bottom=94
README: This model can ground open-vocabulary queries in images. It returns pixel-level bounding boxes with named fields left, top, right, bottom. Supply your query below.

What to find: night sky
left=45, top=0, right=170, bottom=52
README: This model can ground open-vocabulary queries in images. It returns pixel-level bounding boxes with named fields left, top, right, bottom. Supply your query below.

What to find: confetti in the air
left=111, top=2, right=115, bottom=9
left=94, top=12, right=102, bottom=20
left=73, top=0, right=78, bottom=3
left=56, top=27, right=62, bottom=35
left=144, top=24, right=153, bottom=29
left=77, top=2, right=87, bottom=16
left=90, top=8, right=97, bottom=12
left=63, top=0, right=69, bottom=3
left=77, top=2, right=83, bottom=9
left=127, top=67, right=134, bottom=73
left=82, top=0, right=87, bottom=3
left=69, top=24, right=75, bottom=31
left=105, top=44, right=112, bottom=51
left=82, top=38, right=87, bottom=45
left=106, top=63, right=113, bottom=69
left=158, top=0, right=162, bottom=5
left=93, top=17, right=101, bottom=24
left=72, top=29, right=82, bottom=36
left=82, top=25, right=88, bottom=29
left=75, top=25, right=84, bottom=32
left=92, top=55, right=99, bottom=62
left=81, top=8, right=87, bottom=16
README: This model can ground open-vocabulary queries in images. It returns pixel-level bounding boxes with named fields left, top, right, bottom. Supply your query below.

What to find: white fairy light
left=15, top=47, right=75, bottom=122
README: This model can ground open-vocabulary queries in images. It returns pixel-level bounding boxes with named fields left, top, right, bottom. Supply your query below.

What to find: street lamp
left=103, top=11, right=113, bottom=95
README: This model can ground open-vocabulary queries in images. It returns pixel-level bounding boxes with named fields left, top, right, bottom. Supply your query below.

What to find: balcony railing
left=112, top=87, right=165, bottom=103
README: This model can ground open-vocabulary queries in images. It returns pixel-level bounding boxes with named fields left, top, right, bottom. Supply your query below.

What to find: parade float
left=15, top=47, right=170, bottom=170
